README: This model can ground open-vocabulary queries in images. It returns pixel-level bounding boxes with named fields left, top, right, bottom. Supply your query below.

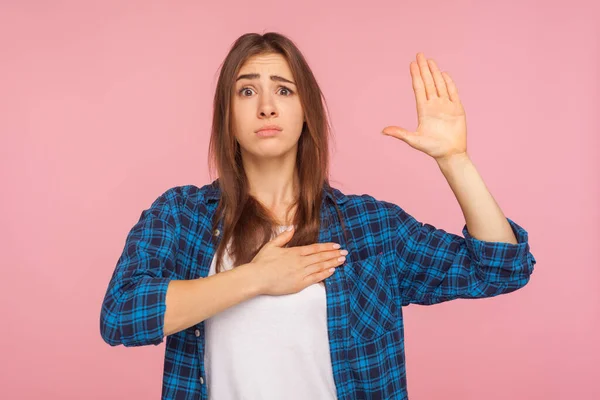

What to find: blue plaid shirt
left=100, top=179, right=537, bottom=399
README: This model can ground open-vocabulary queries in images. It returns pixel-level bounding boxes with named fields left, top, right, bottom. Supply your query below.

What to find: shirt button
left=200, top=377, right=204, bottom=384
left=194, top=329, right=200, bottom=337
left=213, top=229, right=220, bottom=237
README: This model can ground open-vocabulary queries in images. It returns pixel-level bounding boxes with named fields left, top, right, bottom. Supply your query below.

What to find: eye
left=237, top=86, right=295, bottom=97
left=278, top=86, right=294, bottom=96
left=239, top=87, right=255, bottom=97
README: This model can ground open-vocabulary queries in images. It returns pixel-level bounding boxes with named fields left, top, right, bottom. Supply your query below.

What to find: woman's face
left=231, top=53, right=304, bottom=160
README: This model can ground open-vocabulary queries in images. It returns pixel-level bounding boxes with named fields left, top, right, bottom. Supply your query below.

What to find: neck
left=241, top=150, right=299, bottom=224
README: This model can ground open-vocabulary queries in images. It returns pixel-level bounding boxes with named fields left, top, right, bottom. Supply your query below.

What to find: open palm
left=382, top=53, right=467, bottom=161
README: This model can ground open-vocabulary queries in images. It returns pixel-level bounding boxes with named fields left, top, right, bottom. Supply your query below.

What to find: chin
left=250, top=143, right=298, bottom=159
left=254, top=149, right=291, bottom=159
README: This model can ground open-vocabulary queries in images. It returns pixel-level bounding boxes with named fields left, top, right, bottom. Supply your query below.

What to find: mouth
left=256, top=129, right=282, bottom=137
left=255, top=125, right=283, bottom=138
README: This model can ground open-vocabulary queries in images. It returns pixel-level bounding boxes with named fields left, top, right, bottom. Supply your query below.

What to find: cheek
left=281, top=100, right=304, bottom=122
left=231, top=104, right=254, bottom=136
left=232, top=101, right=249, bottom=121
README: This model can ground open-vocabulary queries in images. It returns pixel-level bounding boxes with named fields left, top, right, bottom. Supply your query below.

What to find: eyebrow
left=235, top=73, right=296, bottom=86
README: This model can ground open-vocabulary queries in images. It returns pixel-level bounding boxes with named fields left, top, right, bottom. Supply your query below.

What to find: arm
left=387, top=137, right=537, bottom=307
left=99, top=192, right=178, bottom=347
left=162, top=266, right=260, bottom=337
left=380, top=52, right=537, bottom=306
left=436, top=152, right=519, bottom=244
left=100, top=272, right=173, bottom=347
left=392, top=205, right=535, bottom=307
left=391, top=154, right=536, bottom=307
left=389, top=155, right=537, bottom=306
left=99, top=191, right=261, bottom=346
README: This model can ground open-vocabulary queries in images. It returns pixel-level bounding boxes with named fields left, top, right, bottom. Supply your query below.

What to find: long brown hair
left=207, top=32, right=340, bottom=274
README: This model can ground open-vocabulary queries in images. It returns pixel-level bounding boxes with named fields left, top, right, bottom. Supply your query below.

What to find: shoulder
left=328, top=187, right=413, bottom=257
left=330, top=185, right=401, bottom=214
left=328, top=185, right=407, bottom=230
left=156, top=182, right=216, bottom=205
left=144, top=182, right=216, bottom=222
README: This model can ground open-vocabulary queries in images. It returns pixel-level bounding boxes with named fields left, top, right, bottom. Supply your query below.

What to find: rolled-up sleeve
left=391, top=205, right=537, bottom=306
left=100, top=191, right=178, bottom=347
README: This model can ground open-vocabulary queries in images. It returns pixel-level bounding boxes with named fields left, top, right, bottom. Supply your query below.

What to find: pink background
left=1, top=1, right=598, bottom=399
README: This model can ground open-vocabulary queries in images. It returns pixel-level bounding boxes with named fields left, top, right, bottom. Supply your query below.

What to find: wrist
left=237, top=262, right=264, bottom=297
left=436, top=152, right=471, bottom=173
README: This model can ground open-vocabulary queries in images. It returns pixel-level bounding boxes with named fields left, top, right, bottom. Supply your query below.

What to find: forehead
left=238, top=53, right=292, bottom=76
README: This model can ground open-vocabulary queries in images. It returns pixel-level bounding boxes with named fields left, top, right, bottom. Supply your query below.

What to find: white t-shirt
left=203, top=225, right=338, bottom=400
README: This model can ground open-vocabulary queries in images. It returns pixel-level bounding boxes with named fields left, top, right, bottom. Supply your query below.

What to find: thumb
left=382, top=126, right=414, bottom=140
left=382, top=126, right=420, bottom=148
left=270, top=225, right=295, bottom=247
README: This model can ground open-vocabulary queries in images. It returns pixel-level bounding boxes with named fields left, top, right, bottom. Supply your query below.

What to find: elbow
left=467, top=255, right=536, bottom=299
left=99, top=311, right=163, bottom=347
left=476, top=251, right=537, bottom=284
left=99, top=306, right=164, bottom=348
left=507, top=252, right=537, bottom=288
left=99, top=296, right=167, bottom=348
left=101, top=333, right=122, bottom=347
left=494, top=273, right=532, bottom=298
left=99, top=277, right=171, bottom=347
left=505, top=273, right=532, bottom=293
left=99, top=303, right=124, bottom=347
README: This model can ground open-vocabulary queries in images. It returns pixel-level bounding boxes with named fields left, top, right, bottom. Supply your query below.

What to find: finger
left=416, top=52, right=436, bottom=100
left=296, top=242, right=341, bottom=256
left=442, top=71, right=460, bottom=103
left=270, top=226, right=295, bottom=247
left=309, top=269, right=336, bottom=285
left=304, top=258, right=346, bottom=276
left=382, top=126, right=413, bottom=138
left=382, top=127, right=421, bottom=148
left=427, top=59, right=448, bottom=99
left=303, top=249, right=347, bottom=267
left=410, top=61, right=427, bottom=106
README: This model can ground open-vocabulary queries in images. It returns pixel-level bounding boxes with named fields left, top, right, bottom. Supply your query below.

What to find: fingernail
left=332, top=243, right=341, bottom=249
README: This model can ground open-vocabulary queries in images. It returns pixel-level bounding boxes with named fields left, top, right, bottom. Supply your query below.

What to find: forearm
left=436, top=153, right=517, bottom=244
left=163, top=263, right=261, bottom=337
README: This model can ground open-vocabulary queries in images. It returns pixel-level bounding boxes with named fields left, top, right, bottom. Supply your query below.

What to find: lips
left=255, top=125, right=283, bottom=137
left=256, top=129, right=282, bottom=138
left=255, top=125, right=282, bottom=133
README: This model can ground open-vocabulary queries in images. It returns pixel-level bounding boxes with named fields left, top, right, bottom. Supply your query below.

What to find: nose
left=257, top=95, right=278, bottom=118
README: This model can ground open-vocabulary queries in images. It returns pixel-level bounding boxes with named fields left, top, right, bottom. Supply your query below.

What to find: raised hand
left=382, top=52, right=467, bottom=163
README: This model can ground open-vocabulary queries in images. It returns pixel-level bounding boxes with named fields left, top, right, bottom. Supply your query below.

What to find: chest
left=184, top=201, right=400, bottom=343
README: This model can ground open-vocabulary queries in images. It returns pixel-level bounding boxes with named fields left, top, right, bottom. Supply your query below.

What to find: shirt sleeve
left=100, top=191, right=178, bottom=347
left=390, top=204, right=537, bottom=306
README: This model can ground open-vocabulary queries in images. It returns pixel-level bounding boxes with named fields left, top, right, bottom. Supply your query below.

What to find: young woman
left=100, top=32, right=537, bottom=400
